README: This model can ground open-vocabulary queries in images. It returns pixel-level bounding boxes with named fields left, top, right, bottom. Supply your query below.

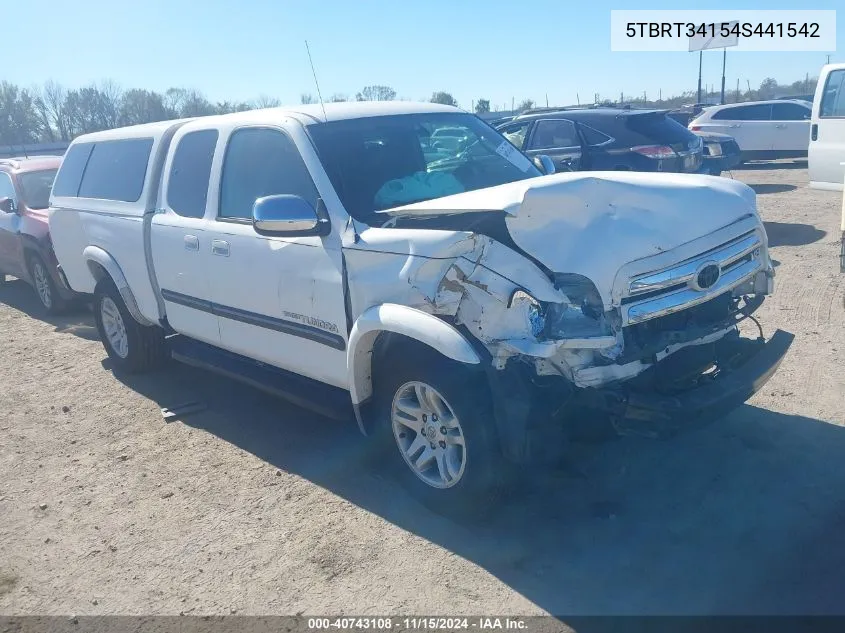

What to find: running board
left=169, top=336, right=353, bottom=421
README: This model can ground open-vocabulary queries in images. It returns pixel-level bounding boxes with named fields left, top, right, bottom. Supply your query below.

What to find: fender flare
left=83, top=246, right=154, bottom=326
left=346, top=303, right=481, bottom=434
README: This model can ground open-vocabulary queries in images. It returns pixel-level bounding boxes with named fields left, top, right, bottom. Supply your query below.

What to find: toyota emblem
left=691, top=262, right=721, bottom=291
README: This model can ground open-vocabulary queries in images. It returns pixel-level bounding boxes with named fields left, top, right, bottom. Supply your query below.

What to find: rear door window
left=820, top=70, right=845, bottom=118
left=78, top=138, right=154, bottom=202
left=712, top=104, right=772, bottom=121
left=51, top=143, right=94, bottom=198
left=771, top=102, right=811, bottom=121
left=167, top=130, right=219, bottom=218
left=530, top=119, right=579, bottom=149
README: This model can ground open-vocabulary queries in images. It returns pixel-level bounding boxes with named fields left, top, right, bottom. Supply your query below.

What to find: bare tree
left=430, top=91, right=458, bottom=106
left=119, top=89, right=170, bottom=126
left=35, top=80, right=70, bottom=141
left=475, top=98, right=491, bottom=114
left=355, top=85, right=396, bottom=101
left=517, top=99, right=535, bottom=111
left=329, top=93, right=348, bottom=102
left=300, top=93, right=316, bottom=105
left=253, top=95, right=281, bottom=108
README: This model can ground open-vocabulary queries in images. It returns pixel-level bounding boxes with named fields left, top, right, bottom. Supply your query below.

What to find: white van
left=809, top=63, right=845, bottom=191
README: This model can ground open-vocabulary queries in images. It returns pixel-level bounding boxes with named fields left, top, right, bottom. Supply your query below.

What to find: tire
left=27, top=253, right=67, bottom=315
left=373, top=341, right=507, bottom=519
left=93, top=279, right=166, bottom=373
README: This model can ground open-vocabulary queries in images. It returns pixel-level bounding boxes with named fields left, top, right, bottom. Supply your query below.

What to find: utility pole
left=720, top=48, right=727, bottom=104
left=697, top=50, right=703, bottom=104
left=545, top=93, right=549, bottom=107
left=827, top=54, right=831, bottom=64
left=659, top=88, right=662, bottom=101
left=736, top=78, right=740, bottom=102
left=576, top=92, right=580, bottom=105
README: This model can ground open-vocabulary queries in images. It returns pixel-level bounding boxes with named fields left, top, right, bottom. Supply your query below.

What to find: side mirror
left=533, top=155, right=556, bottom=175
left=0, top=197, right=16, bottom=214
left=252, top=195, right=330, bottom=237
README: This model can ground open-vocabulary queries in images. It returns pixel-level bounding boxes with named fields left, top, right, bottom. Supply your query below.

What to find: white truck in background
left=49, top=102, right=792, bottom=515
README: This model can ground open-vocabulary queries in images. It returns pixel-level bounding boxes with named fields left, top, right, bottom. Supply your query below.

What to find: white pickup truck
left=49, top=102, right=792, bottom=514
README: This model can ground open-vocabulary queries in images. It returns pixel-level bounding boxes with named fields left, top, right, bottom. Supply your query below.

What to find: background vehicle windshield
left=308, top=113, right=541, bottom=225
left=18, top=169, right=58, bottom=210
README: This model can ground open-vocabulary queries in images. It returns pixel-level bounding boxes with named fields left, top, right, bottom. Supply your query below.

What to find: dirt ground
left=1, top=161, right=844, bottom=618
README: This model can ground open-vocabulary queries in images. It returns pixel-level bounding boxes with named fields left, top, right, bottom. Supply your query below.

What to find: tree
left=430, top=91, right=457, bottom=106
left=517, top=99, right=535, bottom=111
left=330, top=93, right=348, bottom=102
left=300, top=93, right=316, bottom=105
left=758, top=77, right=779, bottom=100
left=475, top=98, right=490, bottom=114
left=355, top=85, right=396, bottom=101
left=63, top=83, right=122, bottom=136
left=0, top=82, right=43, bottom=144
left=163, top=88, right=215, bottom=118
left=254, top=95, right=281, bottom=108
left=118, top=89, right=170, bottom=126
left=35, top=81, right=70, bottom=141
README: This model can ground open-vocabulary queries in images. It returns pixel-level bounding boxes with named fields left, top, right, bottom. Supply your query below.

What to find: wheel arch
left=84, top=246, right=154, bottom=326
left=347, top=303, right=482, bottom=435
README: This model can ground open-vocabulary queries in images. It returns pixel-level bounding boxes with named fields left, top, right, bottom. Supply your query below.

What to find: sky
left=5, top=0, right=841, bottom=110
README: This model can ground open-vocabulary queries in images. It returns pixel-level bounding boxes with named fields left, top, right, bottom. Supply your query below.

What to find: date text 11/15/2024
left=307, top=617, right=528, bottom=630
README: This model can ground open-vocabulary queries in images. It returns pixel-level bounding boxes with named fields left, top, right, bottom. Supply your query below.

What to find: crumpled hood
left=382, top=171, right=758, bottom=306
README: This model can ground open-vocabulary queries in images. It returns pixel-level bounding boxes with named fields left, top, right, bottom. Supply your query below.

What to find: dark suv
left=0, top=156, right=77, bottom=313
left=496, top=108, right=703, bottom=175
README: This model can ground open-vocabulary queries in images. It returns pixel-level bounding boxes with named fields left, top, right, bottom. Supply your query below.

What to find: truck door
left=204, top=126, right=349, bottom=389
left=809, top=66, right=845, bottom=189
left=150, top=128, right=221, bottom=346
left=0, top=171, right=24, bottom=277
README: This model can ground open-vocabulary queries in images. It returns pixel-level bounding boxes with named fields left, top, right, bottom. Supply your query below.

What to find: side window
left=531, top=119, right=579, bottom=150
left=0, top=173, right=16, bottom=203
left=713, top=105, right=771, bottom=121
left=52, top=142, right=94, bottom=197
left=771, top=103, right=811, bottom=121
left=820, top=70, right=845, bottom=118
left=167, top=130, right=218, bottom=218
left=499, top=122, right=530, bottom=149
left=579, top=124, right=612, bottom=146
left=78, top=138, right=154, bottom=202
left=219, top=128, right=318, bottom=220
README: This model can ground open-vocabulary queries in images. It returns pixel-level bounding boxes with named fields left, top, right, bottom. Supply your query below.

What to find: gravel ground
left=1, top=161, right=844, bottom=617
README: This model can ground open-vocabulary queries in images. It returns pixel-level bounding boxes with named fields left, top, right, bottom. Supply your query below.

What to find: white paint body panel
left=383, top=171, right=761, bottom=309
left=48, top=103, right=773, bottom=409
left=690, top=100, right=811, bottom=153
left=809, top=64, right=845, bottom=191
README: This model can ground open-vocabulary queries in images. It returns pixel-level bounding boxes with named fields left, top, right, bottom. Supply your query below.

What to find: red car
left=0, top=156, right=78, bottom=313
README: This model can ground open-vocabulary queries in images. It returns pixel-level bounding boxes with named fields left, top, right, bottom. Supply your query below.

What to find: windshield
left=18, top=169, right=58, bottom=210
left=307, top=113, right=541, bottom=225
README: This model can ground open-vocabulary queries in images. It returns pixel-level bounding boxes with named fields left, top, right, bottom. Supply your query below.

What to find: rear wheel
left=27, top=253, right=66, bottom=314
left=93, top=279, right=166, bottom=373
left=374, top=341, right=507, bottom=518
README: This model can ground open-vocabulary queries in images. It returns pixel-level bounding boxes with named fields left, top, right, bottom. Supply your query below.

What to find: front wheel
left=28, top=254, right=66, bottom=314
left=93, top=280, right=166, bottom=373
left=374, top=343, right=507, bottom=518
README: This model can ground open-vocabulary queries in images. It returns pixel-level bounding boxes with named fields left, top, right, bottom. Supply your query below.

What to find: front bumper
left=581, top=329, right=794, bottom=439
left=485, top=329, right=793, bottom=463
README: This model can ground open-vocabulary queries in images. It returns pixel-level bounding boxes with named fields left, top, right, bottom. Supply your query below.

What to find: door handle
left=184, top=235, right=199, bottom=251
left=211, top=239, right=230, bottom=257
left=774, top=124, right=786, bottom=129
left=727, top=124, right=741, bottom=128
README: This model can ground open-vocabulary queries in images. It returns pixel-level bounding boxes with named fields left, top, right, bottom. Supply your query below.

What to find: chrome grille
left=623, top=230, right=763, bottom=325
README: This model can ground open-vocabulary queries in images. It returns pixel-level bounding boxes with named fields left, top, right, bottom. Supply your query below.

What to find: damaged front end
left=390, top=225, right=790, bottom=463
left=367, top=173, right=793, bottom=463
